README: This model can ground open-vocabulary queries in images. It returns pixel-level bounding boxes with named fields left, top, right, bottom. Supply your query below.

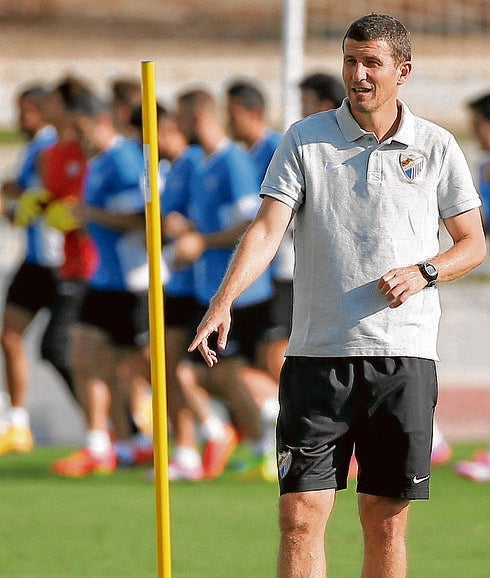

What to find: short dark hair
left=70, top=92, right=111, bottom=118
left=226, top=80, right=266, bottom=111
left=110, top=77, right=141, bottom=107
left=177, top=88, right=218, bottom=114
left=299, top=73, right=345, bottom=108
left=129, top=101, right=168, bottom=131
left=468, top=93, right=490, bottom=121
left=343, top=14, right=411, bottom=65
left=18, top=85, right=48, bottom=106
left=54, top=75, right=93, bottom=111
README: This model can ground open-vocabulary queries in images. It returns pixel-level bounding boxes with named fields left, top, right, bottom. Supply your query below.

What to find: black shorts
left=41, top=278, right=89, bottom=360
left=261, top=279, right=293, bottom=343
left=189, top=299, right=273, bottom=364
left=6, top=260, right=60, bottom=314
left=164, top=294, right=198, bottom=329
left=277, top=356, right=438, bottom=500
left=79, top=288, right=149, bottom=348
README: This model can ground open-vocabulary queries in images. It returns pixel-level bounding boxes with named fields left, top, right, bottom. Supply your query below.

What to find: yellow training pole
left=141, top=60, right=172, bottom=578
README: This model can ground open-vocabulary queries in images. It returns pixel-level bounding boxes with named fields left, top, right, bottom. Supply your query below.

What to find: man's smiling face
left=342, top=37, right=410, bottom=117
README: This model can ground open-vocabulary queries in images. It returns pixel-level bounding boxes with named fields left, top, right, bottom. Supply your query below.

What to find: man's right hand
left=187, top=300, right=232, bottom=367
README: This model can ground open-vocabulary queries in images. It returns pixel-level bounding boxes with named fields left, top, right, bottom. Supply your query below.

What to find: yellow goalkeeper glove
left=43, top=199, right=80, bottom=233
left=14, top=189, right=50, bottom=227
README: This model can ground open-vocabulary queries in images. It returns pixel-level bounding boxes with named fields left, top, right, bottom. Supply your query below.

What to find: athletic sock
left=9, top=406, right=30, bottom=429
left=260, top=398, right=279, bottom=425
left=432, top=421, right=446, bottom=449
left=258, top=398, right=279, bottom=454
left=200, top=415, right=226, bottom=441
left=86, top=429, right=113, bottom=457
left=172, top=446, right=202, bottom=470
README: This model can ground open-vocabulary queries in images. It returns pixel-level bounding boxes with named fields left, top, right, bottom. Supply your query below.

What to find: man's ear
left=397, top=61, right=412, bottom=86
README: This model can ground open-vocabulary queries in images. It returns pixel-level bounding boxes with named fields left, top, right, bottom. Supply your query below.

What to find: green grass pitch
left=0, top=443, right=489, bottom=577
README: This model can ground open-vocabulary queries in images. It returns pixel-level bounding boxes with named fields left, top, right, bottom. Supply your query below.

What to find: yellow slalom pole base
left=141, top=60, right=172, bottom=578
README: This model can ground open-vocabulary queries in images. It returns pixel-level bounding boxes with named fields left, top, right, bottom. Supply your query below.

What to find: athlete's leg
left=0, top=303, right=34, bottom=407
left=358, top=494, right=410, bottom=578
left=51, top=322, right=118, bottom=475
left=199, top=357, right=263, bottom=441
left=278, top=489, right=335, bottom=578
left=40, top=279, right=87, bottom=400
left=70, top=323, right=115, bottom=432
left=166, top=326, right=201, bottom=448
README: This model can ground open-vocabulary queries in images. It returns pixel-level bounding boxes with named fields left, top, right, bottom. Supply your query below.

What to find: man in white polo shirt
left=188, top=13, right=487, bottom=577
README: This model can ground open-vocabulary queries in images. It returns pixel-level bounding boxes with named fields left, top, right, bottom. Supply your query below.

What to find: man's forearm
left=432, top=239, right=486, bottom=282
left=211, top=217, right=283, bottom=309
left=436, top=208, right=487, bottom=282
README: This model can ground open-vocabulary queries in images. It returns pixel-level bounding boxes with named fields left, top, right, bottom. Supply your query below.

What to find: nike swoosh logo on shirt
left=412, top=474, right=430, bottom=484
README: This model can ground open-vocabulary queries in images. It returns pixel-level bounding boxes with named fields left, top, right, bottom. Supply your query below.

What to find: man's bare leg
left=278, top=489, right=335, bottom=578
left=358, top=493, right=410, bottom=578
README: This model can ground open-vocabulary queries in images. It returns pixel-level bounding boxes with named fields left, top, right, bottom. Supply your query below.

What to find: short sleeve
left=260, top=125, right=305, bottom=212
left=438, top=135, right=481, bottom=219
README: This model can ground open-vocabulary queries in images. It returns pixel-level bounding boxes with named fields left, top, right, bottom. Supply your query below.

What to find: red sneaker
left=51, top=448, right=117, bottom=478
left=202, top=424, right=238, bottom=479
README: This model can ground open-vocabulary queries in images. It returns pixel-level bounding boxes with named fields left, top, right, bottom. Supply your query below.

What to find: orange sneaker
left=202, top=424, right=238, bottom=479
left=0, top=425, right=34, bottom=456
left=51, top=448, right=117, bottom=478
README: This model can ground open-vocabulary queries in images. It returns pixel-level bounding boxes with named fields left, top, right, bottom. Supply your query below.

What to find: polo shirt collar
left=336, top=98, right=416, bottom=146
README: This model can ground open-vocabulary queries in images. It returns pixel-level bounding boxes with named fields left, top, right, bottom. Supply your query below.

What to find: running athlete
left=225, top=79, right=287, bottom=383
left=173, top=88, right=278, bottom=479
left=51, top=93, right=149, bottom=477
left=0, top=85, right=60, bottom=455
left=157, top=109, right=233, bottom=481
left=38, top=77, right=99, bottom=396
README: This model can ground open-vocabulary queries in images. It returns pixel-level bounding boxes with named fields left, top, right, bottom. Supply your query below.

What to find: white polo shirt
left=261, top=99, right=481, bottom=360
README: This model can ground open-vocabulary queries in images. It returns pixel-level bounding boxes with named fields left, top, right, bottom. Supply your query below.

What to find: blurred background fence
left=0, top=0, right=489, bottom=37
left=0, top=0, right=488, bottom=134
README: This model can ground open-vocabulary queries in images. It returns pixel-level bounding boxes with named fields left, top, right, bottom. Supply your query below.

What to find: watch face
left=425, top=263, right=437, bottom=277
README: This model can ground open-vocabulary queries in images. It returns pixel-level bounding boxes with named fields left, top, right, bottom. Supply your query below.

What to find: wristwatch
left=418, top=261, right=438, bottom=287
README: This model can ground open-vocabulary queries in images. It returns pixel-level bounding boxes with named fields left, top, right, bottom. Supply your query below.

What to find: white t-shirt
left=260, top=99, right=481, bottom=360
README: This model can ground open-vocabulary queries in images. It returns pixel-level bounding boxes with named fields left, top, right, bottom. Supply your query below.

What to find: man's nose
left=352, top=63, right=367, bottom=82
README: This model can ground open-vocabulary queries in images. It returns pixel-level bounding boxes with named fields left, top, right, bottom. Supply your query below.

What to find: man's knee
left=279, top=490, right=335, bottom=537
left=0, top=328, right=20, bottom=353
left=358, top=494, right=410, bottom=535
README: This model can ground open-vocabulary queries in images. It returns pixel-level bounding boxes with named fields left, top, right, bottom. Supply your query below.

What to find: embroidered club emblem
left=399, top=153, right=424, bottom=181
left=278, top=449, right=292, bottom=479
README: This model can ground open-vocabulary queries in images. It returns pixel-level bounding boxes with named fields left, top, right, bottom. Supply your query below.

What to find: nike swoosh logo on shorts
left=412, top=474, right=430, bottom=484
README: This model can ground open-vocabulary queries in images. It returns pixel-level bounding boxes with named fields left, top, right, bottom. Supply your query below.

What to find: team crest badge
left=278, top=449, right=292, bottom=479
left=399, top=153, right=424, bottom=181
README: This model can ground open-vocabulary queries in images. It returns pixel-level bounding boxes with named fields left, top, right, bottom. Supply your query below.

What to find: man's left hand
left=378, top=266, right=427, bottom=308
